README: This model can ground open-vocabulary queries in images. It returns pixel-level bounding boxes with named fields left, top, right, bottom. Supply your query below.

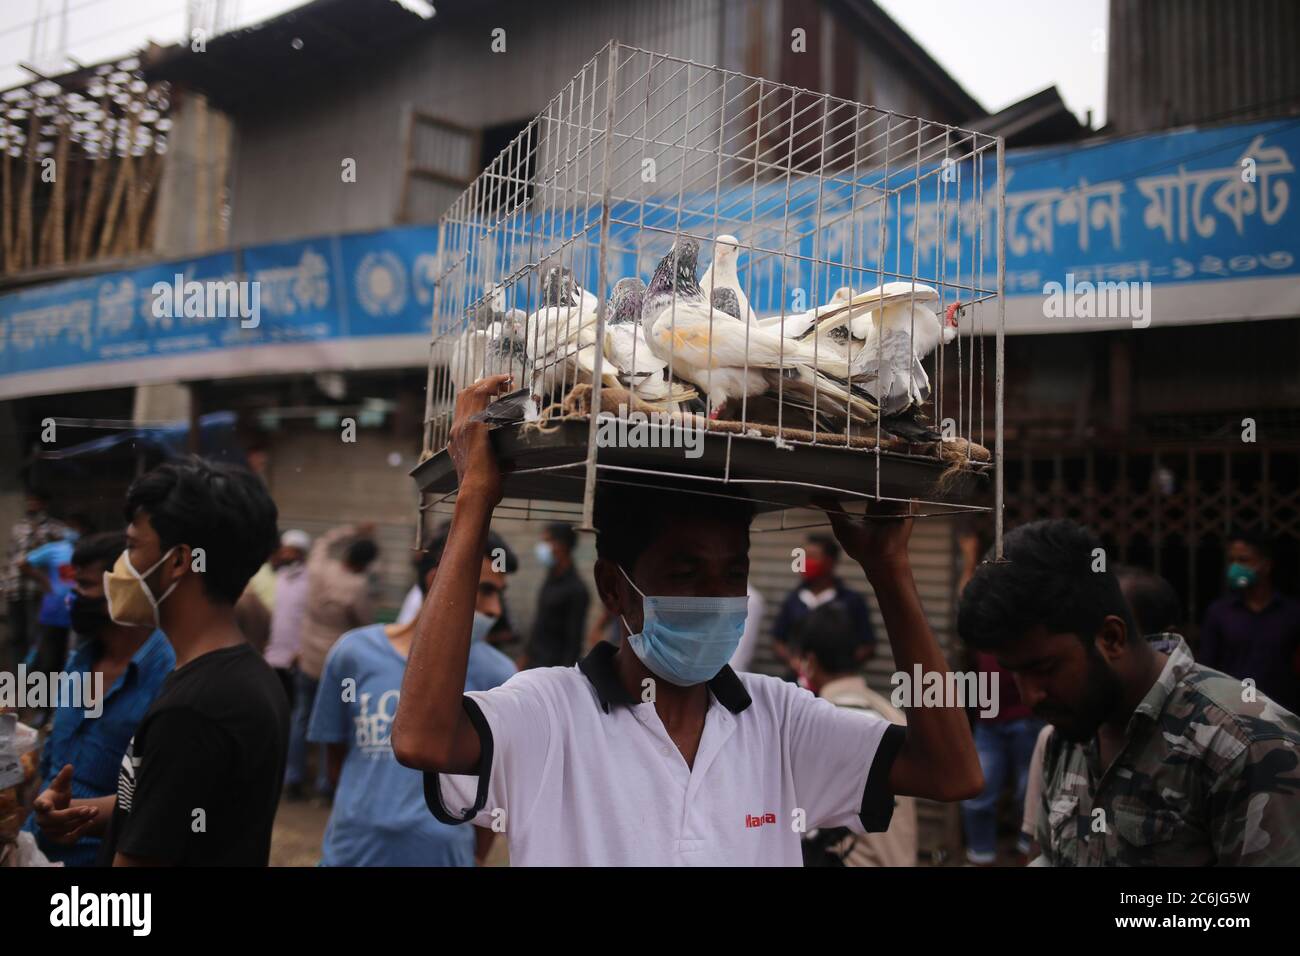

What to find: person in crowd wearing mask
left=1199, top=529, right=1300, bottom=715
left=308, top=522, right=516, bottom=866
left=520, top=522, right=589, bottom=669
left=773, top=533, right=874, bottom=678
left=3, top=488, right=68, bottom=670
left=290, top=523, right=378, bottom=802
left=960, top=519, right=1300, bottom=866
left=391, top=376, right=981, bottom=866
left=264, top=530, right=312, bottom=705
left=791, top=604, right=917, bottom=867
left=32, top=458, right=289, bottom=866
left=22, top=532, right=174, bottom=866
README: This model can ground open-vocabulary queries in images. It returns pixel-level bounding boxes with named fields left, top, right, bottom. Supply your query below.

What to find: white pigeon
left=600, top=277, right=696, bottom=408
left=523, top=267, right=601, bottom=397
left=848, top=283, right=961, bottom=422
left=757, top=285, right=894, bottom=346
left=642, top=239, right=875, bottom=424
left=449, top=284, right=527, bottom=392
left=700, top=234, right=758, bottom=326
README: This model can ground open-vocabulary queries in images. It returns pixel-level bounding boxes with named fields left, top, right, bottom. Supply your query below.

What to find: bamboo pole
left=76, top=93, right=112, bottom=261
left=98, top=107, right=140, bottom=258
left=195, top=96, right=208, bottom=251
left=48, top=112, right=70, bottom=265
left=16, top=107, right=38, bottom=271
left=132, top=149, right=165, bottom=252
left=2, top=130, right=13, bottom=273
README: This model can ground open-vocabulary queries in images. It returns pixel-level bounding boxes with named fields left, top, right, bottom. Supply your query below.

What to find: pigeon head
left=608, top=276, right=647, bottom=325
left=710, top=286, right=741, bottom=320
left=672, top=239, right=701, bottom=293
left=713, top=234, right=741, bottom=266
left=541, top=267, right=578, bottom=307
left=646, top=238, right=702, bottom=300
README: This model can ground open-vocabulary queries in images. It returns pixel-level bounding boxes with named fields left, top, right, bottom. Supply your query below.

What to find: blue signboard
left=0, top=226, right=441, bottom=396
left=2, top=116, right=1297, bottom=398
left=510, top=116, right=1299, bottom=332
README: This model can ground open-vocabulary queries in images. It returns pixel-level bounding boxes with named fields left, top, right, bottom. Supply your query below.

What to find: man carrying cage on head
left=391, top=375, right=982, bottom=866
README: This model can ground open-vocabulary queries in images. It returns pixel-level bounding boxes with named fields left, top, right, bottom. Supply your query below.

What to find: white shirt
left=430, top=642, right=901, bottom=866
left=396, top=584, right=423, bottom=626
left=797, top=585, right=839, bottom=610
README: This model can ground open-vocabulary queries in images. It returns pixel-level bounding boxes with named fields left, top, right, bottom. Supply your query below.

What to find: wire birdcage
left=414, top=41, right=1005, bottom=550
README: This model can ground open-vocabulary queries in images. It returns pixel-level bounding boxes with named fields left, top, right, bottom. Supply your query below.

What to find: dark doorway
left=478, top=119, right=535, bottom=212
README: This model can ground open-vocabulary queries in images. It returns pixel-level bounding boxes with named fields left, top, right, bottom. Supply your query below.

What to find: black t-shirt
left=99, top=642, right=289, bottom=866
left=527, top=565, right=590, bottom=667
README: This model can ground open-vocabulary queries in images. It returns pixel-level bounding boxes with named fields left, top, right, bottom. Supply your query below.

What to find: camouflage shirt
left=1037, top=635, right=1300, bottom=866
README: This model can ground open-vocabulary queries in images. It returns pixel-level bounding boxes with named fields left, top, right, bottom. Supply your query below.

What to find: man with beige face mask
left=32, top=457, right=290, bottom=866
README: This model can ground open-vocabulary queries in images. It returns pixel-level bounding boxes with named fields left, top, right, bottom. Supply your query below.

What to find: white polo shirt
left=426, top=642, right=903, bottom=866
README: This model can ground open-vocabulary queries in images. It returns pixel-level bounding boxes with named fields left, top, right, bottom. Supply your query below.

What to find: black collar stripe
left=578, top=641, right=752, bottom=715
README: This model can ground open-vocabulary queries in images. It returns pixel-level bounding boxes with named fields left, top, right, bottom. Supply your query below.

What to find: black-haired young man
left=36, top=458, right=289, bottom=866
left=392, top=376, right=981, bottom=866
left=521, top=521, right=589, bottom=668
left=1199, top=528, right=1300, bottom=715
left=959, top=518, right=1300, bottom=866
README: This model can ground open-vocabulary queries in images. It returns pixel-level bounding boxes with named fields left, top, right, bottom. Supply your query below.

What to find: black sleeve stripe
left=859, top=723, right=906, bottom=832
left=422, top=697, right=494, bottom=826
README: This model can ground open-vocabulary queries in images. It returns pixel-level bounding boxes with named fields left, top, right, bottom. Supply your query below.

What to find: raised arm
left=392, top=374, right=512, bottom=774
left=821, top=499, right=983, bottom=802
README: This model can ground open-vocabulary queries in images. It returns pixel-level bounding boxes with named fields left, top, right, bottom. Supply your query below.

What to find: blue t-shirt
left=25, top=537, right=77, bottom=629
left=308, top=624, right=516, bottom=866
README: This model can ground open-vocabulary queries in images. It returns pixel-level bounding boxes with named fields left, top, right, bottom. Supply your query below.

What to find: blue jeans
left=961, top=717, right=1044, bottom=863
left=286, top=669, right=331, bottom=796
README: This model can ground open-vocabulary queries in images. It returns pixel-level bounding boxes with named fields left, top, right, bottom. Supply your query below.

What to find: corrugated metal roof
left=142, top=0, right=437, bottom=111
left=1106, top=0, right=1300, bottom=135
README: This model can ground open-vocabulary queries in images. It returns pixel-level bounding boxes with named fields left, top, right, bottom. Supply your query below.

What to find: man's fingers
left=51, top=763, right=74, bottom=793
left=58, top=818, right=99, bottom=844
left=811, top=495, right=852, bottom=529
left=454, top=374, right=514, bottom=421
left=43, top=805, right=97, bottom=827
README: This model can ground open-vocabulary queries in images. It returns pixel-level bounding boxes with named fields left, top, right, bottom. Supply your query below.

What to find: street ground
left=269, top=795, right=511, bottom=867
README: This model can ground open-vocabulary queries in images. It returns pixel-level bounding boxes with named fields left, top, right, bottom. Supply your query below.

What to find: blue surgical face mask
left=535, top=541, right=554, bottom=568
left=1226, top=562, right=1257, bottom=591
left=471, top=610, right=497, bottom=643
left=618, top=566, right=748, bottom=687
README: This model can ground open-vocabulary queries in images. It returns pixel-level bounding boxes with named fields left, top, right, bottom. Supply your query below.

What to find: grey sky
left=2, top=0, right=1109, bottom=125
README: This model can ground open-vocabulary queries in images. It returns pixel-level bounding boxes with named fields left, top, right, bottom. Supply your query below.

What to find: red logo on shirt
left=745, top=812, right=777, bottom=829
